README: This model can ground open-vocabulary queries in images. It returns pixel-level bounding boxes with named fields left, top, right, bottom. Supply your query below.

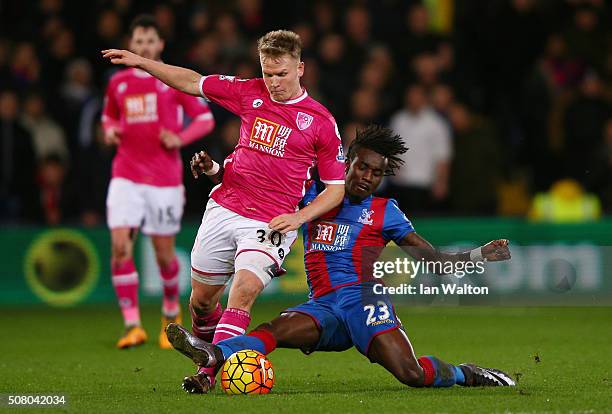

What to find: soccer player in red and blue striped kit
left=169, top=125, right=515, bottom=393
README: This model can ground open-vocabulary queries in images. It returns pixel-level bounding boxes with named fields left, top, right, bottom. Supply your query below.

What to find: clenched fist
left=481, top=239, right=511, bottom=262
left=190, top=151, right=214, bottom=179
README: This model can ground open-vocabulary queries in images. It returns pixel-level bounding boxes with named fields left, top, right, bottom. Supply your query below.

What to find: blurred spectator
left=529, top=178, right=601, bottom=222
left=154, top=4, right=176, bottom=41
left=368, top=46, right=395, bottom=80
left=215, top=13, right=249, bottom=63
left=564, top=6, right=607, bottom=73
left=535, top=34, right=585, bottom=93
left=350, top=88, right=381, bottom=125
left=20, top=91, right=69, bottom=162
left=520, top=33, right=583, bottom=191
left=59, top=58, right=96, bottom=152
left=42, top=27, right=76, bottom=100
left=95, top=9, right=123, bottom=49
left=358, top=62, right=396, bottom=120
left=0, top=90, right=36, bottom=221
left=24, top=153, right=77, bottom=225
left=312, top=1, right=337, bottom=34
left=563, top=72, right=610, bottom=183
left=292, top=23, right=316, bottom=58
left=91, top=9, right=123, bottom=81
left=318, top=33, right=352, bottom=121
left=430, top=83, right=455, bottom=122
left=189, top=6, right=211, bottom=38
left=393, top=4, right=441, bottom=72
left=188, top=35, right=223, bottom=74
left=76, top=121, right=112, bottom=226
left=344, top=5, right=372, bottom=67
left=388, top=84, right=451, bottom=214
left=301, top=58, right=325, bottom=104
left=448, top=103, right=502, bottom=215
left=236, top=0, right=263, bottom=37
left=0, top=40, right=12, bottom=90
left=412, top=53, right=441, bottom=90
left=10, top=42, right=41, bottom=91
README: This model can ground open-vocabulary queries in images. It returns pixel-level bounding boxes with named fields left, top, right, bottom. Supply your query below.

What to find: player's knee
left=395, top=365, right=424, bottom=387
left=190, top=291, right=217, bottom=315
left=155, top=254, right=175, bottom=270
left=111, top=240, right=131, bottom=263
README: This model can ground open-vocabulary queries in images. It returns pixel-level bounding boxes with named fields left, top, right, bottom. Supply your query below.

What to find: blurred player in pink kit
left=103, top=30, right=345, bottom=389
left=101, top=15, right=214, bottom=350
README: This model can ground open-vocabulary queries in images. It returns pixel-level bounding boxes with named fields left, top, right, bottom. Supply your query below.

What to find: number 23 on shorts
left=363, top=301, right=391, bottom=326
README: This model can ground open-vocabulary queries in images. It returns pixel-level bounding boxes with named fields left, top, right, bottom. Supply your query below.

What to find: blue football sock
left=217, top=335, right=266, bottom=359
left=418, top=356, right=465, bottom=387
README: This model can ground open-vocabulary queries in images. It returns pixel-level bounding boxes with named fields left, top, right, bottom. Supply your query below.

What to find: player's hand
left=104, top=126, right=121, bottom=146
left=101, top=49, right=144, bottom=67
left=190, top=150, right=214, bottom=179
left=160, top=128, right=182, bottom=150
left=269, top=212, right=306, bottom=234
left=481, top=239, right=511, bottom=262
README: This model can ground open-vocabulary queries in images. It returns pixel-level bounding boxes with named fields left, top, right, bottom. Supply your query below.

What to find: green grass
left=1, top=304, right=611, bottom=413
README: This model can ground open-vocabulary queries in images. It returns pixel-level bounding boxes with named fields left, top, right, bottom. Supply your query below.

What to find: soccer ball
left=220, top=350, right=274, bottom=395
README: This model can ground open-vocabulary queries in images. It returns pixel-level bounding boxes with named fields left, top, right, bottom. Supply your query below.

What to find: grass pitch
left=1, top=304, right=611, bottom=413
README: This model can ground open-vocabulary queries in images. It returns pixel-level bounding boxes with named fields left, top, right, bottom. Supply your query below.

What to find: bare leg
left=367, top=329, right=425, bottom=387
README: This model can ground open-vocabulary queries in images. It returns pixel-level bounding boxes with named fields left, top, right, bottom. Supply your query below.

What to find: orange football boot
left=117, top=325, right=148, bottom=349
left=159, top=310, right=182, bottom=349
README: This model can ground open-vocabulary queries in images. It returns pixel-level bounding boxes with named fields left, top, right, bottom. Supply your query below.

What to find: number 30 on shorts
left=256, top=229, right=285, bottom=259
left=363, top=301, right=391, bottom=326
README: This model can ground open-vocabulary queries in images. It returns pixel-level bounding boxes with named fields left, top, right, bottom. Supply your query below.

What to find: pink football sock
left=160, top=257, right=180, bottom=317
left=111, top=259, right=140, bottom=327
left=212, top=308, right=251, bottom=343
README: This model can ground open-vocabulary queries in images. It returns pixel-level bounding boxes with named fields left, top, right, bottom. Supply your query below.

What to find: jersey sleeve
left=315, top=117, right=345, bottom=184
left=382, top=199, right=415, bottom=244
left=178, top=92, right=213, bottom=121
left=101, top=77, right=120, bottom=129
left=198, top=75, right=243, bottom=115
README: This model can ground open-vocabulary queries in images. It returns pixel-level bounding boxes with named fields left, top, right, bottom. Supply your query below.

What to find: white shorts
left=106, top=177, right=185, bottom=235
left=191, top=199, right=297, bottom=288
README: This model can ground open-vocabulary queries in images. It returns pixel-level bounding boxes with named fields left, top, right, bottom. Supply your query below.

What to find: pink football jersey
left=102, top=68, right=213, bottom=186
left=199, top=75, right=346, bottom=222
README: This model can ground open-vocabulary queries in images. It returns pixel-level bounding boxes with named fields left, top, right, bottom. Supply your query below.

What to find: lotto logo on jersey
left=309, top=222, right=351, bottom=252
left=249, top=117, right=292, bottom=157
left=125, top=93, right=158, bottom=123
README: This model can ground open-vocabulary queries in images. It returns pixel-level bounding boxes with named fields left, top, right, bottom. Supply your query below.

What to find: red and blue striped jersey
left=302, top=183, right=415, bottom=298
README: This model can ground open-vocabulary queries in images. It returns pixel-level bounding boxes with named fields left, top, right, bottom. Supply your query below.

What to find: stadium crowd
left=0, top=0, right=610, bottom=225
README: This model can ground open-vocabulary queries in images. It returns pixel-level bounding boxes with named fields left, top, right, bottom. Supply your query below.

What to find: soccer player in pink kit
left=102, top=30, right=345, bottom=388
left=102, top=15, right=215, bottom=350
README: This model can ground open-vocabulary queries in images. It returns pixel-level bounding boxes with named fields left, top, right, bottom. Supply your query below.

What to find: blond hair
left=257, top=30, right=302, bottom=60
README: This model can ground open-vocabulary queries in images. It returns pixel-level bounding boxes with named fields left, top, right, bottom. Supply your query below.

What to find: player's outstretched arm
left=190, top=151, right=223, bottom=184
left=269, top=184, right=344, bottom=234
left=101, top=49, right=202, bottom=96
left=398, top=233, right=511, bottom=269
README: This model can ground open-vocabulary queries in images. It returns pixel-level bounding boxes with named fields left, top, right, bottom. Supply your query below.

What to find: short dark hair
left=347, top=125, right=408, bottom=176
left=129, top=14, right=162, bottom=38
